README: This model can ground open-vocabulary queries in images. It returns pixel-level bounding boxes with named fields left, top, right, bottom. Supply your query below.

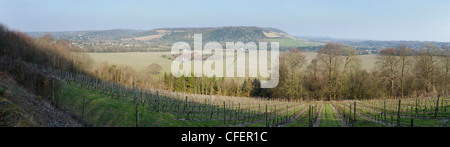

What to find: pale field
left=357, top=54, right=378, bottom=71
left=134, top=34, right=165, bottom=41
left=88, top=52, right=173, bottom=73
left=88, top=51, right=379, bottom=75
left=302, top=52, right=377, bottom=71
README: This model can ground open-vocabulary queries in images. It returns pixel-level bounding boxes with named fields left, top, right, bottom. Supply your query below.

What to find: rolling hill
left=25, top=26, right=323, bottom=52
left=26, top=26, right=450, bottom=53
left=26, top=29, right=140, bottom=41
left=134, top=26, right=295, bottom=42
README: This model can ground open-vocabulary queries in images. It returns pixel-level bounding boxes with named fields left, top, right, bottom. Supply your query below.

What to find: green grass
left=333, top=103, right=390, bottom=127
left=320, top=104, right=343, bottom=127
left=281, top=112, right=309, bottom=127
left=359, top=106, right=447, bottom=127
left=58, top=81, right=235, bottom=127
left=354, top=116, right=390, bottom=127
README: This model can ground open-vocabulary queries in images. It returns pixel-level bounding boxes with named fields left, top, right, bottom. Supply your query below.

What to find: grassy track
left=320, top=104, right=343, bottom=127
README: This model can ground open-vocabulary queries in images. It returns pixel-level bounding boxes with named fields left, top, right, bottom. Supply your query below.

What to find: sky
left=1, top=0, right=450, bottom=42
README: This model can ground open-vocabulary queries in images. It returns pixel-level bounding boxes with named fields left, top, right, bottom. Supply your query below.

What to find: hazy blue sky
left=1, top=0, right=450, bottom=41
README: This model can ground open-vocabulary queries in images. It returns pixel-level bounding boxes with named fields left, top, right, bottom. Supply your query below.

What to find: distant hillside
left=134, top=26, right=296, bottom=43
left=301, top=36, right=450, bottom=51
left=27, top=29, right=140, bottom=41
left=25, top=27, right=450, bottom=53
left=26, top=26, right=297, bottom=42
left=26, top=26, right=322, bottom=52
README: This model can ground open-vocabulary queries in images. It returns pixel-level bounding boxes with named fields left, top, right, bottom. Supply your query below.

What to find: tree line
left=161, top=43, right=449, bottom=101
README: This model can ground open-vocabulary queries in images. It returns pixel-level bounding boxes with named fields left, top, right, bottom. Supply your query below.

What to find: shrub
left=35, top=96, right=42, bottom=101
left=0, top=88, right=5, bottom=96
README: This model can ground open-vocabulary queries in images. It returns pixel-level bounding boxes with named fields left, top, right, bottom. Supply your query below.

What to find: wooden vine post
left=354, top=101, right=357, bottom=127
left=136, top=103, right=139, bottom=127
left=266, top=105, right=268, bottom=127
left=397, top=100, right=401, bottom=126
left=308, top=105, right=311, bottom=127
left=82, top=82, right=86, bottom=126
left=384, top=101, right=386, bottom=122
left=223, top=101, right=226, bottom=126
left=349, top=104, right=352, bottom=126
left=434, top=95, right=440, bottom=119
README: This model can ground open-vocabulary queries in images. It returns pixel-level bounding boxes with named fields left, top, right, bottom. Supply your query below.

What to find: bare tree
left=377, top=48, right=399, bottom=98
left=440, top=44, right=450, bottom=95
left=278, top=49, right=306, bottom=100
left=337, top=44, right=360, bottom=99
left=398, top=45, right=413, bottom=97
left=415, top=44, right=439, bottom=96
left=315, top=43, right=360, bottom=100
left=305, top=58, right=322, bottom=100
